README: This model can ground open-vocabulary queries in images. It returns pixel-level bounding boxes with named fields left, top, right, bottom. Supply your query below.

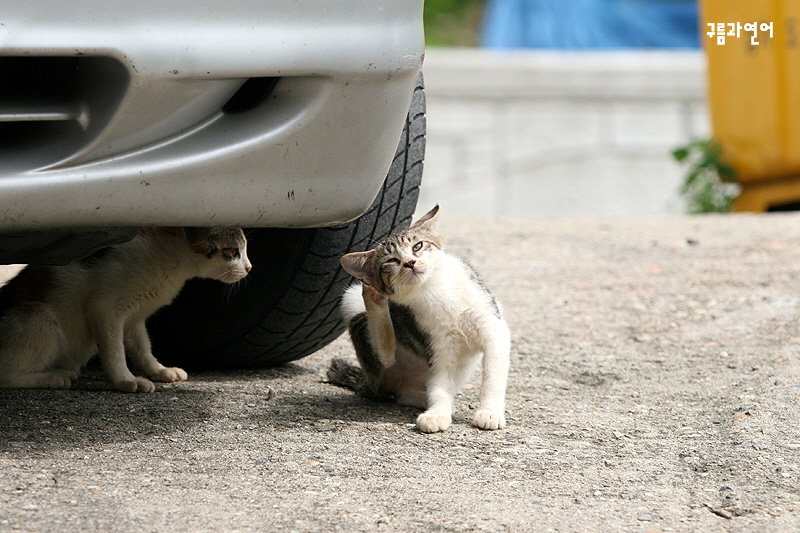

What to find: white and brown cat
left=328, top=206, right=510, bottom=433
left=0, top=227, right=251, bottom=392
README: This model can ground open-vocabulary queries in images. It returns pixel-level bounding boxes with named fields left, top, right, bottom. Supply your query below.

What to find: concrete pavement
left=1, top=213, right=799, bottom=532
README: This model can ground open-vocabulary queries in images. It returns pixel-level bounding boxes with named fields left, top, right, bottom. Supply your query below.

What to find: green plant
left=424, top=0, right=486, bottom=47
left=672, top=139, right=738, bottom=214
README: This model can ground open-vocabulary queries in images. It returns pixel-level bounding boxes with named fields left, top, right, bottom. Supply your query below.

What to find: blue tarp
left=481, top=0, right=700, bottom=49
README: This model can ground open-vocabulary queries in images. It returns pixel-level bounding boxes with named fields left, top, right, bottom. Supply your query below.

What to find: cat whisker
left=366, top=237, right=385, bottom=249
left=213, top=268, right=232, bottom=281
left=222, top=280, right=245, bottom=302
left=214, top=267, right=238, bottom=281
left=332, top=205, right=508, bottom=433
left=0, top=226, right=251, bottom=392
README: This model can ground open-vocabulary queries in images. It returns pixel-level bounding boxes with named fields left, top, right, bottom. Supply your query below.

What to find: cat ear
left=340, top=251, right=375, bottom=285
left=184, top=227, right=211, bottom=246
left=412, top=204, right=440, bottom=230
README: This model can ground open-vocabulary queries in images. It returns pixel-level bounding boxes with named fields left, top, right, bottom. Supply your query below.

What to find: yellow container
left=701, top=0, right=800, bottom=211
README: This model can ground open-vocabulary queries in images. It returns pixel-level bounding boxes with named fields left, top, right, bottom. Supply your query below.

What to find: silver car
left=0, top=0, right=426, bottom=368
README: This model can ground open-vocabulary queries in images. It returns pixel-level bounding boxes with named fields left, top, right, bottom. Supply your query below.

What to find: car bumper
left=0, top=0, right=424, bottom=229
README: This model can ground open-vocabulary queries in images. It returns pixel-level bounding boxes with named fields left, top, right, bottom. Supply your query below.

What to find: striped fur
left=331, top=206, right=510, bottom=433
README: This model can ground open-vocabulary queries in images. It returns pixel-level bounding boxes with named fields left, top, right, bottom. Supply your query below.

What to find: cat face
left=185, top=227, right=252, bottom=283
left=340, top=205, right=443, bottom=295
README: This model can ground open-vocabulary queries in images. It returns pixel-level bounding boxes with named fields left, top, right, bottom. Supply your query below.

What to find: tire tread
left=225, top=72, right=426, bottom=367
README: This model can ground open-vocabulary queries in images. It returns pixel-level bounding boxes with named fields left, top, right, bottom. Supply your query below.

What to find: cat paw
left=113, top=376, right=156, bottom=393
left=57, top=370, right=78, bottom=387
left=34, top=370, right=78, bottom=389
left=363, top=283, right=388, bottom=305
left=150, top=367, right=188, bottom=383
left=472, top=409, right=506, bottom=430
left=396, top=389, right=428, bottom=410
left=377, top=351, right=396, bottom=368
left=416, top=411, right=451, bottom=433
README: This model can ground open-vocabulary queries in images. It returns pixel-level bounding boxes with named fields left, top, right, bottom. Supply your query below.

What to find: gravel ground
left=1, top=214, right=799, bottom=532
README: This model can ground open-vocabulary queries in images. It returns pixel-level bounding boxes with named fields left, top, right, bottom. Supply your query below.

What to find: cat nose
left=245, top=262, right=252, bottom=273
left=403, top=259, right=416, bottom=269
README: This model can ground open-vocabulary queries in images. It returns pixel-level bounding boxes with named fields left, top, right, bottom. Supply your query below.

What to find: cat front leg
left=362, top=283, right=396, bottom=367
left=416, top=378, right=454, bottom=432
left=90, top=311, right=155, bottom=393
left=416, top=352, right=458, bottom=433
left=125, top=321, right=187, bottom=383
left=472, top=322, right=510, bottom=430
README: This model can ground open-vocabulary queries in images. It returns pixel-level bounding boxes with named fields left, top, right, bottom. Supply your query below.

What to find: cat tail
left=326, top=358, right=390, bottom=402
left=326, top=358, right=369, bottom=393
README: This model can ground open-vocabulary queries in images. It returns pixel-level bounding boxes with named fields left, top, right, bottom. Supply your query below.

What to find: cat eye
left=223, top=248, right=240, bottom=260
left=384, top=257, right=400, bottom=265
left=412, top=241, right=423, bottom=253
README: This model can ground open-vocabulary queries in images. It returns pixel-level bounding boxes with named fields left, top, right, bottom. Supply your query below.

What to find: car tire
left=148, top=73, right=425, bottom=370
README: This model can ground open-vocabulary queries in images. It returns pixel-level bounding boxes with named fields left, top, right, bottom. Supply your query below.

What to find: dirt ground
left=1, top=214, right=799, bottom=532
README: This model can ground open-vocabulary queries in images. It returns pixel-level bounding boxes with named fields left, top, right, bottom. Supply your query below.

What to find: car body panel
left=0, top=0, right=425, bottom=229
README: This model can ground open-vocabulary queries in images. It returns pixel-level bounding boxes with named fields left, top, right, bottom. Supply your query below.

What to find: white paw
left=114, top=376, right=156, bottom=393
left=150, top=367, right=188, bottom=383
left=416, top=411, right=451, bottom=433
left=472, top=409, right=506, bottom=430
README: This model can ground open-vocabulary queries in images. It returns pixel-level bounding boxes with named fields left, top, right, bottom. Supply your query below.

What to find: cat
left=0, top=227, right=251, bottom=392
left=327, top=205, right=510, bottom=433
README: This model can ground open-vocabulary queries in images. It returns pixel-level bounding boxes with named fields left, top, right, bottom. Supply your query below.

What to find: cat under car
left=0, top=227, right=251, bottom=392
left=328, top=205, right=510, bottom=433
